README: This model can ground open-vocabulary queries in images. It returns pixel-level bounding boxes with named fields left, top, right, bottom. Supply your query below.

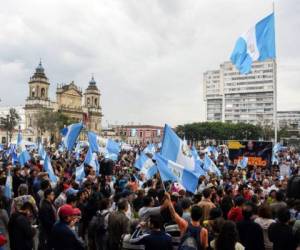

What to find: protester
left=50, top=204, right=84, bottom=250
left=8, top=202, right=36, bottom=250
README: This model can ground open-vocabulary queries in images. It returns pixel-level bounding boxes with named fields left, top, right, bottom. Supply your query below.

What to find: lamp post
left=6, top=114, right=9, bottom=146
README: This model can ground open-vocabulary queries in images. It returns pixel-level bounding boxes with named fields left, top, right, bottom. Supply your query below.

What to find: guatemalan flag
left=38, top=143, right=47, bottom=160
left=4, top=170, right=12, bottom=199
left=143, top=144, right=156, bottom=155
left=239, top=156, right=248, bottom=169
left=61, top=122, right=83, bottom=151
left=155, top=154, right=199, bottom=193
left=134, top=152, right=157, bottom=179
left=230, top=13, right=275, bottom=74
left=75, top=163, right=85, bottom=182
left=204, top=154, right=221, bottom=177
left=44, top=155, right=58, bottom=184
left=84, top=148, right=100, bottom=176
left=88, top=131, right=100, bottom=153
left=161, top=124, right=202, bottom=176
left=17, top=131, right=31, bottom=166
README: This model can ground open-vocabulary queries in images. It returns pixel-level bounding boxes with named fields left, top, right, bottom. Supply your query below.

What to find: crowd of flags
left=0, top=9, right=277, bottom=197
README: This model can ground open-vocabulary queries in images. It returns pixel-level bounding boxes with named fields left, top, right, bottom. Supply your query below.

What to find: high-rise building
left=203, top=70, right=223, bottom=121
left=203, top=60, right=276, bottom=125
left=277, top=111, right=300, bottom=131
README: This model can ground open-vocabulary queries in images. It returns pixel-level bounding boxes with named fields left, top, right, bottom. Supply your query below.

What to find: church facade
left=24, top=61, right=102, bottom=142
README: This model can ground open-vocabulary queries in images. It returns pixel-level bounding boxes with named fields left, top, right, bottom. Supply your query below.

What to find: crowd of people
left=0, top=142, right=299, bottom=250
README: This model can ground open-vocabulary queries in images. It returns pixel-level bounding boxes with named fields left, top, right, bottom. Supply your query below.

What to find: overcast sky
left=0, top=0, right=299, bottom=127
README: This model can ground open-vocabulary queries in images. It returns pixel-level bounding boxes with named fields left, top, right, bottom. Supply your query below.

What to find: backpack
left=178, top=223, right=203, bottom=250
left=88, top=211, right=110, bottom=238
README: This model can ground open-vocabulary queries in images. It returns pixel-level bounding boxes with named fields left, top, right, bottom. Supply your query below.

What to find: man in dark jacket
left=50, top=204, right=84, bottom=250
left=268, top=207, right=297, bottom=250
left=236, top=202, right=265, bottom=250
left=38, top=189, right=56, bottom=250
left=108, top=198, right=130, bottom=250
left=8, top=202, right=36, bottom=250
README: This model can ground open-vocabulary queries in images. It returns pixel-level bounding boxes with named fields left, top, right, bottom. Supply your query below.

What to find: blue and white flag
left=134, top=152, right=157, bottom=179
left=17, top=131, right=31, bottom=166
left=75, top=163, right=85, bottom=182
left=204, top=154, right=221, bottom=177
left=4, top=170, right=12, bottom=199
left=230, top=13, right=275, bottom=74
left=143, top=143, right=156, bottom=155
left=191, top=147, right=206, bottom=177
left=61, top=122, right=83, bottom=151
left=106, top=139, right=120, bottom=155
left=155, top=154, right=199, bottom=193
left=84, top=148, right=100, bottom=175
left=88, top=131, right=100, bottom=153
left=161, top=124, right=198, bottom=172
left=272, top=143, right=282, bottom=164
left=239, top=156, right=248, bottom=169
left=206, top=146, right=219, bottom=159
left=38, top=143, right=47, bottom=160
left=44, top=155, right=58, bottom=184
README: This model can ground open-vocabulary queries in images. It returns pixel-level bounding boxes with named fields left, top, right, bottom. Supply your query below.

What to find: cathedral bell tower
left=24, top=61, right=53, bottom=135
left=83, top=76, right=102, bottom=133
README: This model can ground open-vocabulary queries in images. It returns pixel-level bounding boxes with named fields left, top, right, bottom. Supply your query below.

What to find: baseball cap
left=59, top=204, right=78, bottom=218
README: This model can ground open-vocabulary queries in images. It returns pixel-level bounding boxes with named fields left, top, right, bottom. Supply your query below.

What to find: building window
left=140, top=131, right=143, bottom=137
left=31, top=88, right=35, bottom=97
left=87, top=98, right=90, bottom=105
left=41, top=88, right=45, bottom=98
left=94, top=98, right=97, bottom=106
left=95, top=123, right=97, bottom=130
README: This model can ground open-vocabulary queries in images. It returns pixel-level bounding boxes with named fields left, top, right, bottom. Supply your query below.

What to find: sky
left=0, top=0, right=299, bottom=127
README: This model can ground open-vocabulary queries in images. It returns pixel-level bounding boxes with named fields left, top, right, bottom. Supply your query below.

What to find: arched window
left=94, top=98, right=98, bottom=106
left=31, top=87, right=35, bottom=98
left=41, top=88, right=45, bottom=98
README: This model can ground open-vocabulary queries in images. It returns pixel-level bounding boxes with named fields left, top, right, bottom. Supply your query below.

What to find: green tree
left=0, top=108, right=21, bottom=143
left=35, top=110, right=77, bottom=144
left=176, top=122, right=263, bottom=141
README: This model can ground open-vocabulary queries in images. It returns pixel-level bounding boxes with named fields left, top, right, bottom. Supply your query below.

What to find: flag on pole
left=230, top=13, right=275, bottom=74
left=143, top=143, right=156, bottom=155
left=134, top=152, right=157, bottom=179
left=4, top=170, right=12, bottom=199
left=161, top=124, right=198, bottom=172
left=61, top=122, right=83, bottom=151
left=17, top=131, right=31, bottom=166
left=44, top=155, right=58, bottom=184
left=75, top=163, right=85, bottom=182
left=38, top=143, right=47, bottom=160
left=84, top=148, right=100, bottom=176
left=87, top=131, right=100, bottom=153
left=204, top=154, right=221, bottom=177
left=239, top=156, right=248, bottom=169
left=155, top=154, right=199, bottom=193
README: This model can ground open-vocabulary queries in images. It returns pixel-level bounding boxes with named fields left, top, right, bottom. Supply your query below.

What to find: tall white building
left=203, top=70, right=223, bottom=121
left=203, top=60, right=276, bottom=125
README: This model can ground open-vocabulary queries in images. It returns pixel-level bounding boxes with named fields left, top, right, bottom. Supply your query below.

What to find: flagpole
left=273, top=1, right=278, bottom=143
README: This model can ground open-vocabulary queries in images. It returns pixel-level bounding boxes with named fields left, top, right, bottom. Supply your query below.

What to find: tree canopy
left=0, top=108, right=21, bottom=142
left=176, top=122, right=264, bottom=141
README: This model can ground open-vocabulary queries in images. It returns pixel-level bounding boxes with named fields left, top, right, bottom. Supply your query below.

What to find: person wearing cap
left=50, top=204, right=84, bottom=250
